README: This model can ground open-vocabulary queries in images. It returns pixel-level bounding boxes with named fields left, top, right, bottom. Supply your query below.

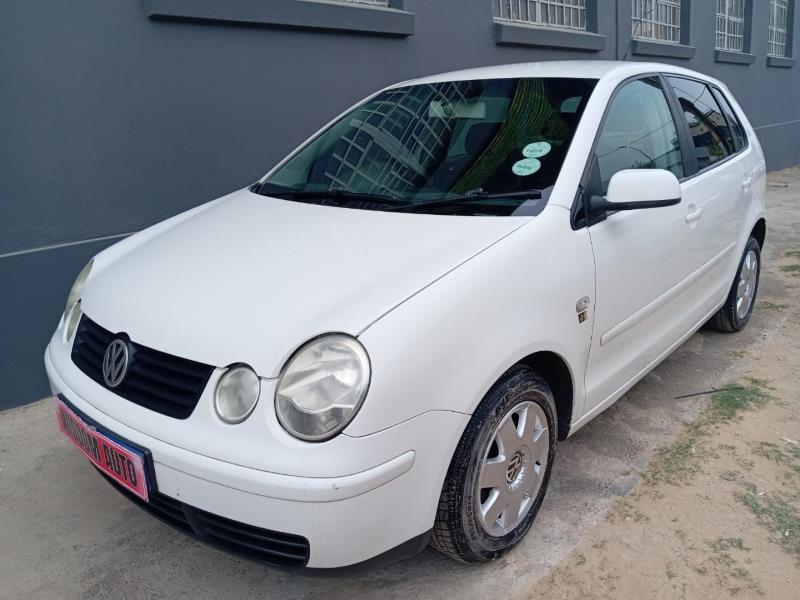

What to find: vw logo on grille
left=102, top=339, right=129, bottom=388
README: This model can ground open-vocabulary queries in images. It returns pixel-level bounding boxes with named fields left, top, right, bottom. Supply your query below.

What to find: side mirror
left=588, top=169, right=682, bottom=213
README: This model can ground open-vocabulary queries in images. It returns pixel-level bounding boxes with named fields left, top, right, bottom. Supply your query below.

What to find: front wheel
left=431, top=366, right=557, bottom=563
left=708, top=236, right=761, bottom=332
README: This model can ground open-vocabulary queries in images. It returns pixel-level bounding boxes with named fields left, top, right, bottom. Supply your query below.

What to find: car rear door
left=664, top=76, right=751, bottom=308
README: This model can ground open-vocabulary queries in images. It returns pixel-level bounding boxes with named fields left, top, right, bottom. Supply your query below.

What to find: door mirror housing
left=589, top=169, right=682, bottom=214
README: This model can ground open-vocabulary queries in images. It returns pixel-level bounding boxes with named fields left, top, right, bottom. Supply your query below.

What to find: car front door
left=579, top=75, right=707, bottom=419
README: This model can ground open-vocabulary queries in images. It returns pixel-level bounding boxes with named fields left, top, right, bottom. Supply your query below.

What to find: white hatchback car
left=45, top=61, right=766, bottom=570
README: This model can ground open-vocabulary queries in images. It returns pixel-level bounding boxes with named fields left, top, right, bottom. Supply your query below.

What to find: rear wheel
left=708, top=237, right=761, bottom=332
left=431, top=366, right=557, bottom=562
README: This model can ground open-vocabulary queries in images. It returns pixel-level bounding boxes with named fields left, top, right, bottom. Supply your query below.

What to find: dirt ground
left=1, top=168, right=799, bottom=600
left=529, top=169, right=800, bottom=600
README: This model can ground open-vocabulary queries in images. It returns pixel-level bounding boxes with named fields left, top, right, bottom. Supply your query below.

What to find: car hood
left=82, top=189, right=528, bottom=377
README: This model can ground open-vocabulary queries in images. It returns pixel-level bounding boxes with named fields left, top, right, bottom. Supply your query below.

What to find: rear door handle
left=685, top=207, right=703, bottom=223
left=742, top=176, right=752, bottom=189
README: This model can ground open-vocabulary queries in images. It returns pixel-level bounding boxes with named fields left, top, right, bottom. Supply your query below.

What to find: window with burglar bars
left=631, top=0, right=682, bottom=44
left=716, top=0, right=746, bottom=52
left=768, top=0, right=790, bottom=56
left=492, top=0, right=588, bottom=31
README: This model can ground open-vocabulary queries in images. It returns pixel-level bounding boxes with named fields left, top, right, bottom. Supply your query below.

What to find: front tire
left=431, top=366, right=557, bottom=563
left=708, top=236, right=761, bottom=332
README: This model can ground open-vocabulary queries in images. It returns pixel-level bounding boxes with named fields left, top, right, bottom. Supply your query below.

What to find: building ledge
left=767, top=55, right=796, bottom=68
left=142, top=0, right=415, bottom=37
left=630, top=39, right=695, bottom=59
left=493, top=21, right=605, bottom=51
left=714, top=49, right=755, bottom=64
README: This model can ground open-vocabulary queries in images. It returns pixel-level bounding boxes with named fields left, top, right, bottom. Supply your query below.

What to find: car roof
left=395, top=60, right=721, bottom=89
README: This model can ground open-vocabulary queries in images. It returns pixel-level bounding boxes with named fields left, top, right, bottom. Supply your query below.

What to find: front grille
left=101, top=473, right=310, bottom=568
left=71, top=314, right=214, bottom=419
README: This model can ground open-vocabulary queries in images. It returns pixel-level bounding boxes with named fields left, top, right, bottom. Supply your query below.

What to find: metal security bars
left=716, top=0, right=746, bottom=52
left=768, top=0, right=790, bottom=56
left=340, top=0, right=389, bottom=5
left=492, top=0, right=588, bottom=30
left=631, top=0, right=682, bottom=44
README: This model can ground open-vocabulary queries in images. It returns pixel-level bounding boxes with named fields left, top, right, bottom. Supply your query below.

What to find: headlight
left=64, top=300, right=83, bottom=342
left=65, top=259, right=93, bottom=315
left=214, top=365, right=261, bottom=424
left=275, top=334, right=370, bottom=442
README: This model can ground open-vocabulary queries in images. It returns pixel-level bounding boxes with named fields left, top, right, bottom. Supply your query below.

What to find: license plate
left=55, top=397, right=150, bottom=501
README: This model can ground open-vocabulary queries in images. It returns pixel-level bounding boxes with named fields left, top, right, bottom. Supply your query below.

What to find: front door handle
left=686, top=206, right=703, bottom=223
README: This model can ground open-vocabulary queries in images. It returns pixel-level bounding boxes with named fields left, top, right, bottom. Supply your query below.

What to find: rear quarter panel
left=718, top=84, right=767, bottom=278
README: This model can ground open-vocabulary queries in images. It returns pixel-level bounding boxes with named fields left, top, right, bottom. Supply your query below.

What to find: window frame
left=142, top=0, right=415, bottom=37
left=492, top=0, right=606, bottom=51
left=709, top=86, right=749, bottom=153
left=492, top=0, right=590, bottom=31
left=716, top=0, right=749, bottom=54
left=663, top=75, right=750, bottom=179
left=714, top=0, right=758, bottom=64
left=766, top=0, right=796, bottom=66
left=570, top=73, right=694, bottom=229
left=628, top=0, right=696, bottom=59
left=631, top=0, right=684, bottom=45
left=768, top=0, right=792, bottom=57
left=571, top=73, right=750, bottom=230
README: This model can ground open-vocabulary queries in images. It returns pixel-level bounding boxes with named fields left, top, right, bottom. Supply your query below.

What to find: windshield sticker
left=522, top=142, right=552, bottom=159
left=511, top=158, right=541, bottom=177
left=560, top=96, right=582, bottom=113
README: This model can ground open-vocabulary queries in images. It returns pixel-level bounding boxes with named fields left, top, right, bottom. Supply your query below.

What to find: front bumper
left=45, top=341, right=468, bottom=569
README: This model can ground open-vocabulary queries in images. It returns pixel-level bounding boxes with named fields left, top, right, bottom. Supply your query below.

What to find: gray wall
left=2, top=0, right=799, bottom=410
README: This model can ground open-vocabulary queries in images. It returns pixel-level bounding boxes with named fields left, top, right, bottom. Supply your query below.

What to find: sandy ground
left=528, top=294, right=800, bottom=596
left=1, top=169, right=799, bottom=599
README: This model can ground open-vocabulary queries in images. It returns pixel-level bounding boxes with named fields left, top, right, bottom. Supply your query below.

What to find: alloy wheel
left=476, top=401, right=550, bottom=537
left=736, top=249, right=758, bottom=320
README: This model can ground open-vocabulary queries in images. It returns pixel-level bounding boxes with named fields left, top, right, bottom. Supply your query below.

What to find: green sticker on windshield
left=522, top=141, right=551, bottom=158
left=512, top=158, right=541, bottom=176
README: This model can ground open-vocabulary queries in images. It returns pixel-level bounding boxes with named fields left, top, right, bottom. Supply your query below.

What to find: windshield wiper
left=386, top=188, right=543, bottom=212
left=257, top=186, right=405, bottom=207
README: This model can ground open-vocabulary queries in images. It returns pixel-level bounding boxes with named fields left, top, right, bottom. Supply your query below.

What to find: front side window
left=260, top=77, right=597, bottom=216
left=768, top=0, right=791, bottom=57
left=632, top=0, right=682, bottom=44
left=716, top=0, right=746, bottom=52
left=493, top=0, right=588, bottom=30
left=668, top=77, right=734, bottom=171
left=594, top=77, right=684, bottom=194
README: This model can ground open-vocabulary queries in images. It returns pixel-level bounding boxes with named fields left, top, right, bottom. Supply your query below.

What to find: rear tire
left=430, top=366, right=557, bottom=563
left=708, top=237, right=761, bottom=333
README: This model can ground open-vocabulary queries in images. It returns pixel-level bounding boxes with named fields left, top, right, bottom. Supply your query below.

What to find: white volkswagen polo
left=45, top=61, right=766, bottom=570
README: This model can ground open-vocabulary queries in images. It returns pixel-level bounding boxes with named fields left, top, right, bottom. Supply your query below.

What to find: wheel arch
left=516, top=351, right=575, bottom=440
left=750, top=217, right=766, bottom=250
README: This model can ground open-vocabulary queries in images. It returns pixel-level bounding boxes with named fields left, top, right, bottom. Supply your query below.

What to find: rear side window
left=710, top=87, right=747, bottom=152
left=667, top=77, right=735, bottom=171
left=594, top=77, right=684, bottom=194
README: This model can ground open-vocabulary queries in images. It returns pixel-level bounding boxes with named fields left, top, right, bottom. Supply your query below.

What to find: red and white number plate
left=55, top=397, right=150, bottom=501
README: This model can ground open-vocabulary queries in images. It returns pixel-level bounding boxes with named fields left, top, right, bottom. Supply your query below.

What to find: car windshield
left=257, top=77, right=597, bottom=216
